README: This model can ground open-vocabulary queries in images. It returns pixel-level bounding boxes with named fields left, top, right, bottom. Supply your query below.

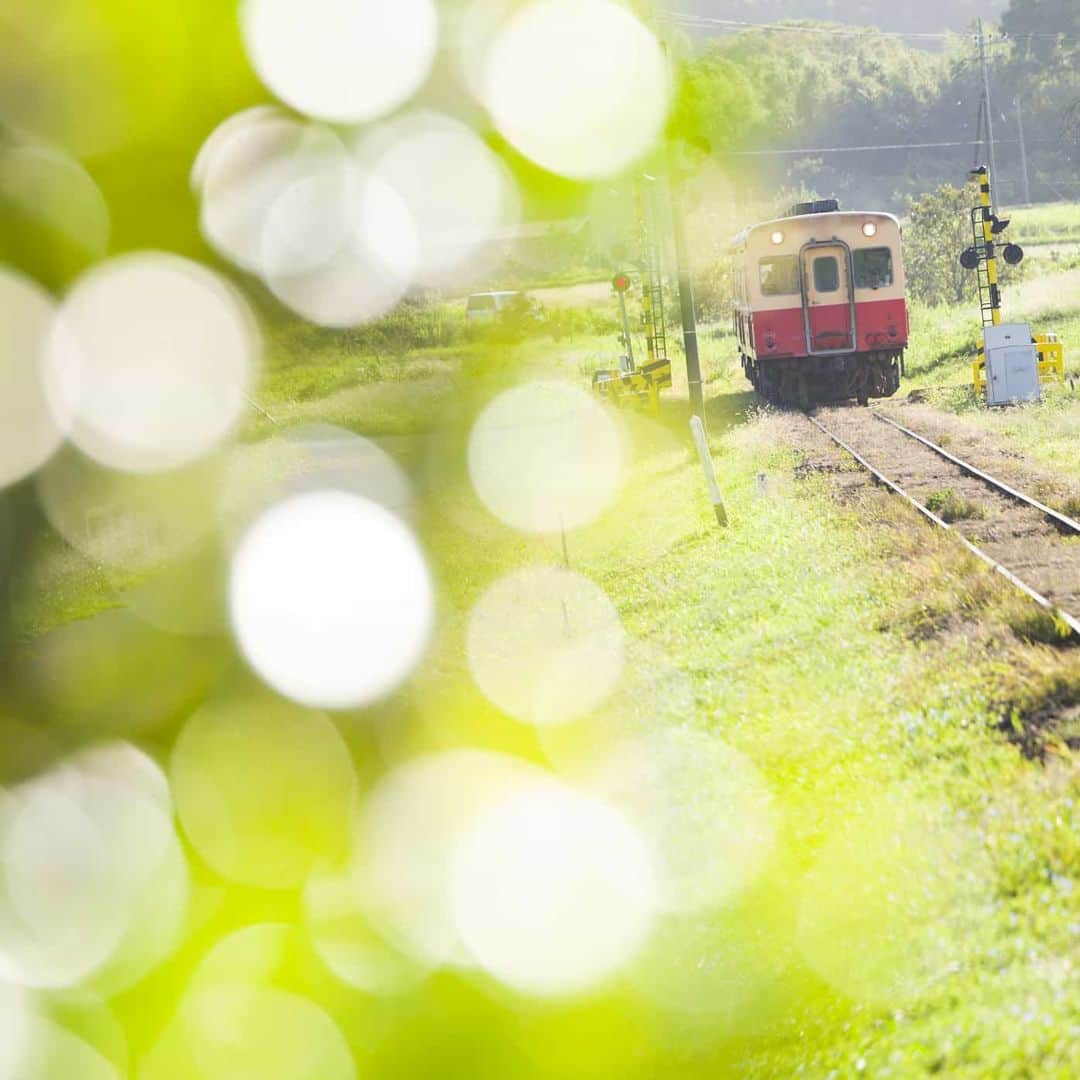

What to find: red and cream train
left=732, top=199, right=909, bottom=406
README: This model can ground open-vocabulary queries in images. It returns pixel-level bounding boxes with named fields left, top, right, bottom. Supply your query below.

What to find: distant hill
left=667, top=0, right=1009, bottom=39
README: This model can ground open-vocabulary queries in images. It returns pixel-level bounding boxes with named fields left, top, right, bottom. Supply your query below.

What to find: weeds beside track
left=809, top=405, right=1080, bottom=637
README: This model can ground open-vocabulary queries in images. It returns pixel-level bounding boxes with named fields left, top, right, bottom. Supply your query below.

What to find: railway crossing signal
left=591, top=186, right=673, bottom=413
left=612, top=270, right=636, bottom=372
left=959, top=164, right=1020, bottom=328
left=962, top=165, right=1064, bottom=402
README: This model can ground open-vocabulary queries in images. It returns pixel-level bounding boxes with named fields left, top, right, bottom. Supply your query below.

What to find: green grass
left=17, top=239, right=1080, bottom=1078
left=404, top=386, right=1080, bottom=1077
left=1009, top=200, right=1080, bottom=246
left=23, top=338, right=1080, bottom=1078
left=899, top=259, right=1080, bottom=483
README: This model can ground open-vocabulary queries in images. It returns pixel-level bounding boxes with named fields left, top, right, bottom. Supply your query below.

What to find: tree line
left=672, top=0, right=1080, bottom=213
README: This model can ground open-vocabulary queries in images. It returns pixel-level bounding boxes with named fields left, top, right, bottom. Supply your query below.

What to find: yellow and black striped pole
left=974, top=165, right=1002, bottom=327
left=641, top=283, right=656, bottom=364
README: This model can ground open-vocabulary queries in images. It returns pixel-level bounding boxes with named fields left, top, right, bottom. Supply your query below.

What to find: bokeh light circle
left=0, top=980, right=30, bottom=1079
left=360, top=112, right=519, bottom=287
left=482, top=0, right=669, bottom=179
left=303, top=857, right=428, bottom=996
left=191, top=105, right=281, bottom=195
left=467, top=566, right=625, bottom=726
left=220, top=424, right=413, bottom=546
left=170, top=691, right=357, bottom=890
left=452, top=0, right=517, bottom=105
left=241, top=0, right=438, bottom=125
left=197, top=111, right=345, bottom=273
left=584, top=730, right=776, bottom=915
left=188, top=923, right=300, bottom=993
left=0, top=744, right=187, bottom=990
left=468, top=381, right=624, bottom=534
left=21, top=1015, right=123, bottom=1080
left=181, top=987, right=355, bottom=1080
left=451, top=780, right=656, bottom=996
left=261, top=164, right=417, bottom=328
left=25, top=607, right=227, bottom=740
left=229, top=491, right=433, bottom=709
left=0, top=269, right=65, bottom=489
left=36, top=449, right=222, bottom=571
left=535, top=638, right=697, bottom=772
left=44, top=254, right=259, bottom=473
left=358, top=749, right=542, bottom=968
left=0, top=142, right=110, bottom=265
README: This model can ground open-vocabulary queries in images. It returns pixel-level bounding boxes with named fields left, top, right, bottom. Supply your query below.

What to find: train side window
left=853, top=247, right=894, bottom=289
left=758, top=255, right=799, bottom=296
left=812, top=256, right=840, bottom=293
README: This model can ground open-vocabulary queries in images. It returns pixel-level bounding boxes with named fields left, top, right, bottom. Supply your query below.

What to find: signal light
left=1003, top=243, right=1024, bottom=266
left=959, top=247, right=980, bottom=270
left=612, top=272, right=631, bottom=293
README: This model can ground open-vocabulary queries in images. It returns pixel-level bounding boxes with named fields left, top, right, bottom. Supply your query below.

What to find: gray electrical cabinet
left=983, top=323, right=1040, bottom=406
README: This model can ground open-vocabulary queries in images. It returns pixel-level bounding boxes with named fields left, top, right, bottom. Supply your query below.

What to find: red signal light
left=612, top=272, right=631, bottom=293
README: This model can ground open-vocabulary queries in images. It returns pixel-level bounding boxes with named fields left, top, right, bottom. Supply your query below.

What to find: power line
left=1003, top=31, right=1080, bottom=41
left=661, top=13, right=963, bottom=41
left=729, top=137, right=1057, bottom=157
left=663, top=13, right=1080, bottom=45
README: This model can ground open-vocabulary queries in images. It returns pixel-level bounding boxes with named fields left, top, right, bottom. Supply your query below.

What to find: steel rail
left=806, top=414, right=1080, bottom=638
left=874, top=412, right=1080, bottom=536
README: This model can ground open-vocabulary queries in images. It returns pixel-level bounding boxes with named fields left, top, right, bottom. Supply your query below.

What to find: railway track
left=808, top=405, right=1080, bottom=637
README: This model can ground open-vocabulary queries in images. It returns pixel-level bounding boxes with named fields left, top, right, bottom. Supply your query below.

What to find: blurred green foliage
left=905, top=182, right=983, bottom=305
left=672, top=0, right=1080, bottom=210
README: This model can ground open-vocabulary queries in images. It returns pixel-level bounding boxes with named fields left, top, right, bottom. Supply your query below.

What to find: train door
left=801, top=243, right=855, bottom=354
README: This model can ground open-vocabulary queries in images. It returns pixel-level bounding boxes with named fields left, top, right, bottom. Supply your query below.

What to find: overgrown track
left=808, top=406, right=1080, bottom=637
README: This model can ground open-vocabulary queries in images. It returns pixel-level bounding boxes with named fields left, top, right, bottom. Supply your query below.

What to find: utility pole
left=1015, top=96, right=1032, bottom=206
left=657, top=37, right=703, bottom=421
left=669, top=164, right=704, bottom=420
left=616, top=284, right=635, bottom=371
left=978, top=18, right=999, bottom=213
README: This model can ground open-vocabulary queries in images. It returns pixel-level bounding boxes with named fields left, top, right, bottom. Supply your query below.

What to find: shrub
left=925, top=487, right=985, bottom=523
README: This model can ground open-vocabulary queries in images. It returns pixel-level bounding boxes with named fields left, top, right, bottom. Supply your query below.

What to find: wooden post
left=690, top=416, right=727, bottom=527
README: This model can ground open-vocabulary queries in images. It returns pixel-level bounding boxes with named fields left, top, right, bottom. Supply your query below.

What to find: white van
left=465, top=291, right=520, bottom=322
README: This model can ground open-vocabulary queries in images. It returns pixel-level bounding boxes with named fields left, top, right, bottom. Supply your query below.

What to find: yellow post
left=641, top=284, right=656, bottom=363
left=975, top=165, right=1002, bottom=327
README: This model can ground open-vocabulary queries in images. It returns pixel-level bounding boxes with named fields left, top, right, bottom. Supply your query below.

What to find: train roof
left=731, top=210, right=902, bottom=248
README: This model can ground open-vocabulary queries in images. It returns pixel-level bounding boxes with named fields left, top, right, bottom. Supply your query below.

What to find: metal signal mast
left=977, top=18, right=999, bottom=214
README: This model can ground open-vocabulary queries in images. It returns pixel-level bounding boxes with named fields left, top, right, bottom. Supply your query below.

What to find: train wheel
left=797, top=374, right=810, bottom=411
left=887, top=358, right=901, bottom=396
left=855, top=362, right=872, bottom=406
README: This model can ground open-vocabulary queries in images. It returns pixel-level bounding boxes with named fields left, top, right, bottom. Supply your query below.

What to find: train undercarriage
left=742, top=350, right=903, bottom=408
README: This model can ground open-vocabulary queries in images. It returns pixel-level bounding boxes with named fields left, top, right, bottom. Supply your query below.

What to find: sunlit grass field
left=1011, top=200, right=1080, bottom=246
left=8, top=191, right=1080, bottom=1077
left=9, top=0, right=1080, bottom=1071
left=16, top=248, right=1080, bottom=1074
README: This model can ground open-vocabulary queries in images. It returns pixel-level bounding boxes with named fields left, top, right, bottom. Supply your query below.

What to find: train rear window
left=758, top=255, right=800, bottom=296
left=813, top=256, right=840, bottom=293
left=854, top=248, right=894, bottom=289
